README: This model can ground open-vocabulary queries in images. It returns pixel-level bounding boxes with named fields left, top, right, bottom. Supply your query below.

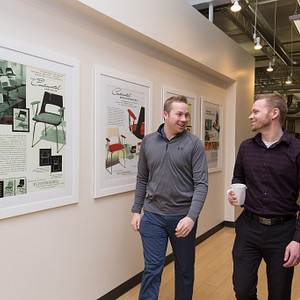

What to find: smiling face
left=163, top=101, right=189, bottom=138
left=249, top=99, right=274, bottom=132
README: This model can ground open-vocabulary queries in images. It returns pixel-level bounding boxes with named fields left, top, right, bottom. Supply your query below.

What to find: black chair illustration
left=40, top=149, right=52, bottom=166
left=18, top=179, right=25, bottom=188
left=51, top=156, right=62, bottom=172
left=129, top=145, right=136, bottom=154
left=0, top=75, right=18, bottom=104
left=16, top=110, right=26, bottom=120
left=15, top=110, right=28, bottom=130
left=31, top=92, right=65, bottom=153
left=5, top=68, right=19, bottom=87
left=6, top=67, right=16, bottom=78
left=127, top=106, right=145, bottom=139
left=17, top=179, right=26, bottom=194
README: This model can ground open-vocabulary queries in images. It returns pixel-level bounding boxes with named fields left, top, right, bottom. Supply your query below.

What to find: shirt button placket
left=262, top=149, right=268, bottom=200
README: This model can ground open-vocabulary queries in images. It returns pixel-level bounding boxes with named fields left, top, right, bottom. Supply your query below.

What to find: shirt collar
left=157, top=123, right=186, bottom=139
left=253, top=130, right=291, bottom=147
left=160, top=124, right=166, bottom=138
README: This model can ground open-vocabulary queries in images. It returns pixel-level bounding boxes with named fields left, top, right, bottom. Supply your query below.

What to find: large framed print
left=201, top=97, right=223, bottom=173
left=94, top=66, right=152, bottom=198
left=0, top=38, right=79, bottom=219
left=162, top=86, right=197, bottom=134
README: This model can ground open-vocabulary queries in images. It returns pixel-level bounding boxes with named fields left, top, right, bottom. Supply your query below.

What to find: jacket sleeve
left=131, top=138, right=149, bottom=214
left=187, top=139, right=208, bottom=222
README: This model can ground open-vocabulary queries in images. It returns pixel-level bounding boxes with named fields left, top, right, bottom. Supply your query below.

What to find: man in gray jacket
left=131, top=95, right=208, bottom=300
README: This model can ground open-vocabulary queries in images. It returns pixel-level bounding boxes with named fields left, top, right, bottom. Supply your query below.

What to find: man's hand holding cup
left=227, top=183, right=246, bottom=206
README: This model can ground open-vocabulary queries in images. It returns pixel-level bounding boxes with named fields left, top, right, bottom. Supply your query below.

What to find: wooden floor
left=118, top=227, right=300, bottom=300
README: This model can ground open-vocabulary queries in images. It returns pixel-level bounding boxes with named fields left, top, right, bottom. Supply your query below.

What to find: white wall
left=0, top=0, right=254, bottom=299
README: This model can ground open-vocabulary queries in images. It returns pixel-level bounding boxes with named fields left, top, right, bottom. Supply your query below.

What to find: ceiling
left=187, top=0, right=300, bottom=116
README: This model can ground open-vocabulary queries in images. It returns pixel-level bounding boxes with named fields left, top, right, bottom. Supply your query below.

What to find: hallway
left=118, top=227, right=300, bottom=299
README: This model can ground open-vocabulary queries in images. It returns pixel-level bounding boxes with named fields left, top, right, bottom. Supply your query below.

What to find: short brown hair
left=163, top=95, right=188, bottom=115
left=254, top=93, right=288, bottom=126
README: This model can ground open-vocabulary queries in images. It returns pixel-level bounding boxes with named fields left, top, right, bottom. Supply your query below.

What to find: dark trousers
left=138, top=211, right=197, bottom=300
left=232, top=211, right=296, bottom=300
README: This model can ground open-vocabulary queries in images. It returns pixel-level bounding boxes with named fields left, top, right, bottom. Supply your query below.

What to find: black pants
left=232, top=211, right=296, bottom=300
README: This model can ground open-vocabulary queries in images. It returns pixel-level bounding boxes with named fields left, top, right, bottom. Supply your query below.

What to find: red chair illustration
left=127, top=106, right=145, bottom=139
left=137, top=141, right=142, bottom=153
left=106, top=127, right=126, bottom=174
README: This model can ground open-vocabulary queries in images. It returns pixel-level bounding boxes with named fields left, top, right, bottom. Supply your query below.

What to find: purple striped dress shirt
left=232, top=131, right=300, bottom=242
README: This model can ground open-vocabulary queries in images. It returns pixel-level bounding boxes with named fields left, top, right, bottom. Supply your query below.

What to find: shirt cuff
left=293, top=230, right=300, bottom=243
left=131, top=205, right=142, bottom=214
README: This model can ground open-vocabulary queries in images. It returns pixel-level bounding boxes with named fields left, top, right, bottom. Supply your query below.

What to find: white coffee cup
left=227, top=183, right=246, bottom=205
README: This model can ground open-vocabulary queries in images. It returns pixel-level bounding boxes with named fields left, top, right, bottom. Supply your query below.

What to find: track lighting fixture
left=285, top=74, right=292, bottom=85
left=253, top=0, right=262, bottom=50
left=267, top=61, right=273, bottom=72
left=231, top=0, right=241, bottom=12
left=254, top=37, right=262, bottom=50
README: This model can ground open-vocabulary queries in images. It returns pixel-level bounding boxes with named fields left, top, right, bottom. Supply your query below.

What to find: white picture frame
left=200, top=97, right=223, bottom=173
left=162, top=86, right=197, bottom=135
left=0, top=37, right=80, bottom=219
left=94, top=66, right=152, bottom=198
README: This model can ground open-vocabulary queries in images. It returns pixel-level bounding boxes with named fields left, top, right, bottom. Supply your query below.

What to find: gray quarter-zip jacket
left=131, top=124, right=208, bottom=221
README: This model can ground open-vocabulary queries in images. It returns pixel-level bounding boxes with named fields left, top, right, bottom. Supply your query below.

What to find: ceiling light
left=289, top=14, right=300, bottom=35
left=231, top=0, right=241, bottom=12
left=254, top=37, right=262, bottom=50
left=286, top=74, right=292, bottom=85
left=253, top=1, right=262, bottom=50
left=267, top=61, right=273, bottom=72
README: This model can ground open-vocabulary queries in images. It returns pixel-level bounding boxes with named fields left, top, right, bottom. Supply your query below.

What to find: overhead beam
left=255, top=85, right=300, bottom=92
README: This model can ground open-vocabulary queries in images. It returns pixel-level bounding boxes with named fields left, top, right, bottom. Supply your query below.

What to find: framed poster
left=0, top=37, right=79, bottom=219
left=162, top=86, right=197, bottom=134
left=201, top=97, right=223, bottom=173
left=94, top=66, right=152, bottom=198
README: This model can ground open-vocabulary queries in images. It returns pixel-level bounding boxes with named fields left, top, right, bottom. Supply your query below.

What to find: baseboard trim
left=97, top=272, right=144, bottom=300
left=224, top=220, right=235, bottom=228
left=97, top=221, right=232, bottom=300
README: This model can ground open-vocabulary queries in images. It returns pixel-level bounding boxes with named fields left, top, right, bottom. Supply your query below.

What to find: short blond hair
left=163, top=95, right=187, bottom=115
left=255, top=93, right=288, bottom=126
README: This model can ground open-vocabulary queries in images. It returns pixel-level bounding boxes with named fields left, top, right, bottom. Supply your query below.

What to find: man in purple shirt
left=228, top=93, right=300, bottom=300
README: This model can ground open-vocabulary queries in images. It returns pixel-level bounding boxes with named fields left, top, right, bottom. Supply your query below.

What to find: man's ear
left=272, top=108, right=280, bottom=120
left=163, top=111, right=168, bottom=121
